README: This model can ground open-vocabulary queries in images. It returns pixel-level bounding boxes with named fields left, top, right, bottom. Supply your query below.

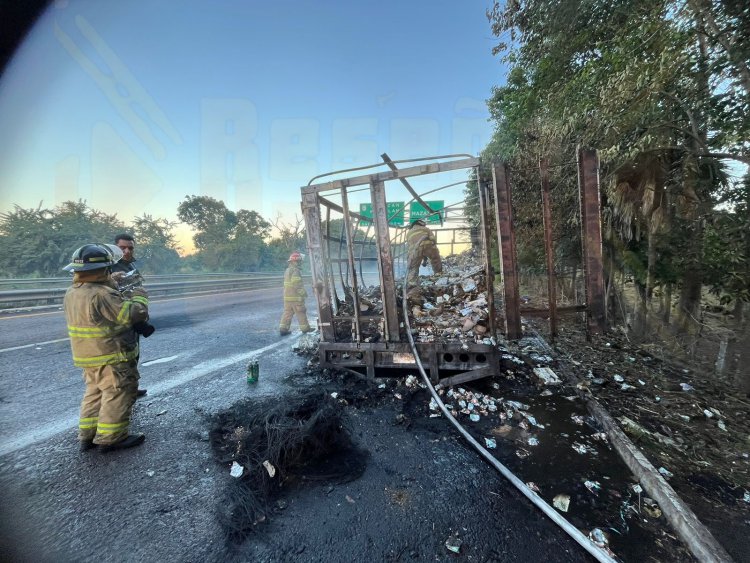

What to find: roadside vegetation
left=467, top=0, right=748, bottom=390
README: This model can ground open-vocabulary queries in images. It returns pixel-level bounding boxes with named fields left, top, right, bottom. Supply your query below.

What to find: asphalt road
left=0, top=288, right=590, bottom=562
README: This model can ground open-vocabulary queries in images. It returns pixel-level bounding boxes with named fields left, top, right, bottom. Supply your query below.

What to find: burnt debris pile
left=209, top=391, right=368, bottom=544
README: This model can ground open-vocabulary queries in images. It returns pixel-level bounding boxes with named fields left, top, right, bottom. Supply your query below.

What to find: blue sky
left=0, top=0, right=504, bottom=251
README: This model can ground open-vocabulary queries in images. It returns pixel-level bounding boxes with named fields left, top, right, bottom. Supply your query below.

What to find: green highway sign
left=359, top=202, right=405, bottom=226
left=409, top=200, right=444, bottom=224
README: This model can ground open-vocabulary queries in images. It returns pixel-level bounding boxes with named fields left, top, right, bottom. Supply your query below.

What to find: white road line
left=0, top=338, right=69, bottom=353
left=0, top=335, right=295, bottom=457
left=141, top=354, right=180, bottom=366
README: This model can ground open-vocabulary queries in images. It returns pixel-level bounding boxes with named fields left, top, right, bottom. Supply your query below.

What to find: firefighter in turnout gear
left=406, top=218, right=442, bottom=285
left=279, top=251, right=312, bottom=336
left=63, top=244, right=149, bottom=452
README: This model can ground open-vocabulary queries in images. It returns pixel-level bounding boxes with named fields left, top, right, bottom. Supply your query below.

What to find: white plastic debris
left=620, top=383, right=636, bottom=391
left=584, top=480, right=601, bottom=493
left=589, top=528, right=609, bottom=548
left=658, top=467, right=673, bottom=479
left=263, top=460, right=276, bottom=478
left=632, top=484, right=643, bottom=494
left=405, top=375, right=418, bottom=388
left=680, top=383, right=694, bottom=391
left=717, top=420, right=727, bottom=431
left=445, top=536, right=462, bottom=554
left=571, top=415, right=585, bottom=425
left=526, top=482, right=541, bottom=493
left=146, top=470, right=155, bottom=477
left=378, top=383, right=386, bottom=389
left=469, top=413, right=480, bottom=422
left=533, top=367, right=562, bottom=385
left=638, top=379, right=646, bottom=386
left=528, top=437, right=539, bottom=446
left=553, top=494, right=570, bottom=512
left=484, top=437, right=497, bottom=449
left=330, top=392, right=339, bottom=399
left=703, top=409, right=714, bottom=418
left=613, top=374, right=624, bottom=383
left=230, top=461, right=244, bottom=478
left=429, top=398, right=439, bottom=411
left=743, top=491, right=750, bottom=503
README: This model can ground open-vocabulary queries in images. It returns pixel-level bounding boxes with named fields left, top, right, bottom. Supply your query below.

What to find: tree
left=484, top=0, right=749, bottom=341
left=176, top=195, right=272, bottom=272
left=131, top=214, right=182, bottom=274
left=0, top=201, right=124, bottom=277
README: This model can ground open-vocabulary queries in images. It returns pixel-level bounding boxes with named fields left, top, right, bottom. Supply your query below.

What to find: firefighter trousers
left=407, top=243, right=442, bottom=284
left=78, top=361, right=139, bottom=445
left=280, top=301, right=311, bottom=332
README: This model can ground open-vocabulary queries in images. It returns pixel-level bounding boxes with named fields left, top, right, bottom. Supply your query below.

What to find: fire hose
left=401, top=281, right=616, bottom=563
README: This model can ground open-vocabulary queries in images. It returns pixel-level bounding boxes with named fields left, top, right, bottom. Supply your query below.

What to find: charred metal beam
left=476, top=178, right=497, bottom=340
left=340, top=187, right=362, bottom=342
left=302, top=157, right=480, bottom=194
left=540, top=158, right=558, bottom=338
left=577, top=148, right=606, bottom=335
left=371, top=180, right=400, bottom=342
left=381, top=153, right=443, bottom=226
left=301, top=192, right=335, bottom=340
left=492, top=163, right=522, bottom=340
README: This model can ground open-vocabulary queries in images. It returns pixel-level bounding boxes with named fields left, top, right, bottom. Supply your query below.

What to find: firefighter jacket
left=283, top=264, right=307, bottom=303
left=407, top=224, right=436, bottom=255
left=64, top=277, right=149, bottom=368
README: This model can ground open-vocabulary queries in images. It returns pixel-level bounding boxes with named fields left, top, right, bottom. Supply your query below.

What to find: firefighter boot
left=99, top=433, right=145, bottom=453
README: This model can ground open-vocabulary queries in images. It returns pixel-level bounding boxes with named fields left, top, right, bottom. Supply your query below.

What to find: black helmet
left=410, top=218, right=426, bottom=228
left=63, top=244, right=117, bottom=272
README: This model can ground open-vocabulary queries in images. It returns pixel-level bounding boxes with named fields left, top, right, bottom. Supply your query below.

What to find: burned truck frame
left=301, top=155, right=500, bottom=386
left=301, top=150, right=607, bottom=384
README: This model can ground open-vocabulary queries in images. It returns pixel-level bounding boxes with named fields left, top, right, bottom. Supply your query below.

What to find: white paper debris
left=263, top=460, right=276, bottom=478
left=230, top=461, right=244, bottom=478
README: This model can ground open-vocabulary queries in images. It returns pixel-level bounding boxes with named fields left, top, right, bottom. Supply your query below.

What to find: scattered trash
left=717, top=420, right=727, bottom=431
left=658, top=467, right=673, bottom=479
left=445, top=535, right=462, bottom=554
left=345, top=495, right=355, bottom=504
left=620, top=383, right=636, bottom=391
left=330, top=392, right=339, bottom=399
left=743, top=491, right=750, bottom=504
left=146, top=470, right=155, bottom=477
left=571, top=414, right=585, bottom=425
left=631, top=484, right=643, bottom=494
left=230, top=461, right=244, bottom=478
left=405, top=375, right=418, bottom=388
left=572, top=442, right=597, bottom=455
left=703, top=409, right=714, bottom=419
left=526, top=482, right=541, bottom=493
left=528, top=436, right=539, bottom=446
left=156, top=410, right=168, bottom=416
left=613, top=375, right=624, bottom=383
left=643, top=498, right=662, bottom=518
left=516, top=449, right=530, bottom=459
left=589, top=527, right=609, bottom=548
left=553, top=494, right=570, bottom=512
left=469, top=413, right=480, bottom=422
left=484, top=437, right=497, bottom=449
left=679, top=383, right=694, bottom=392
left=263, top=460, right=276, bottom=478
left=532, top=367, right=562, bottom=385
left=584, top=480, right=601, bottom=494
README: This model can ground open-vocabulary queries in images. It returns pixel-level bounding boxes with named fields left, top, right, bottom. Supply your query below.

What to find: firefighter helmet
left=410, top=218, right=427, bottom=228
left=63, top=244, right=117, bottom=272
left=288, top=251, right=304, bottom=262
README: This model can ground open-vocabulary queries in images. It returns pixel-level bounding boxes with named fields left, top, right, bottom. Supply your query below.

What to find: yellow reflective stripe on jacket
left=68, top=325, right=128, bottom=338
left=79, top=416, right=98, bottom=429
left=96, top=421, right=129, bottom=434
left=131, top=295, right=148, bottom=306
left=73, top=346, right=139, bottom=368
left=284, top=296, right=304, bottom=302
left=116, top=301, right=132, bottom=324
